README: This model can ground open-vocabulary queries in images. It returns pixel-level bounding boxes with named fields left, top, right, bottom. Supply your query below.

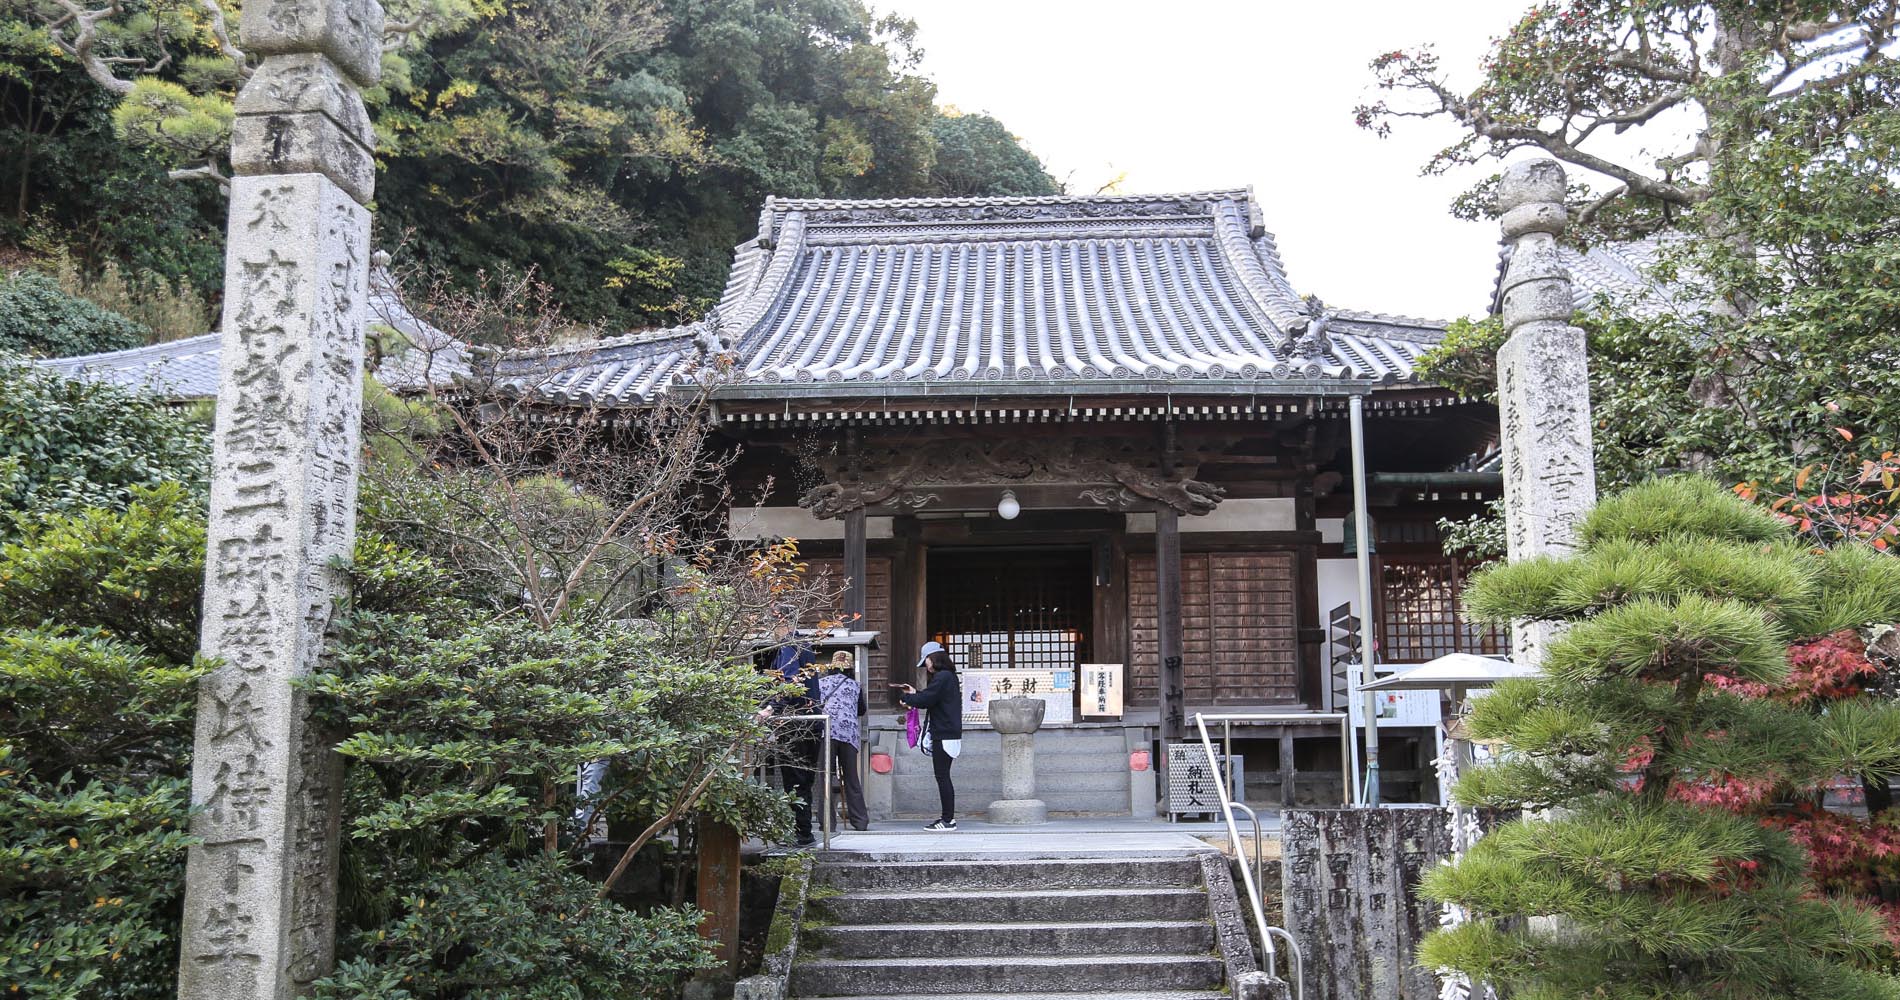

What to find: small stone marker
left=1495, top=158, right=1597, bottom=661
left=177, top=0, right=382, bottom=993
left=986, top=697, right=1048, bottom=825
left=1280, top=808, right=1450, bottom=1000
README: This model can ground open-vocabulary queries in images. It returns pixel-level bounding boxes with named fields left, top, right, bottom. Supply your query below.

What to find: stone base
left=987, top=798, right=1048, bottom=825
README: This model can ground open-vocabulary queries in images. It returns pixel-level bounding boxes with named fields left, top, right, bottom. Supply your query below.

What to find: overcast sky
left=880, top=0, right=1537, bottom=322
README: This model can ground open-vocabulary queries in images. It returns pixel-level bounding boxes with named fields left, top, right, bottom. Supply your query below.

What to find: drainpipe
left=1349, top=394, right=1380, bottom=806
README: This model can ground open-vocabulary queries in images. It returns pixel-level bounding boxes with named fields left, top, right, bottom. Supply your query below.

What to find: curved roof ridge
left=1208, top=198, right=1305, bottom=335
left=727, top=210, right=809, bottom=344
left=39, top=332, right=221, bottom=367
left=769, top=189, right=1254, bottom=211
left=1332, top=305, right=1451, bottom=330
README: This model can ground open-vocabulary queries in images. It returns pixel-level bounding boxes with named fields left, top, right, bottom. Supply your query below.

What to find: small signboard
left=962, top=669, right=1073, bottom=726
left=1347, top=662, right=1444, bottom=729
left=1080, top=663, right=1124, bottom=720
left=1165, top=743, right=1229, bottom=817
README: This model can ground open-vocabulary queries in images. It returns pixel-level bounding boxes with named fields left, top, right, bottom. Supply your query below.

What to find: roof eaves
left=767, top=189, right=1255, bottom=212
left=698, top=376, right=1399, bottom=404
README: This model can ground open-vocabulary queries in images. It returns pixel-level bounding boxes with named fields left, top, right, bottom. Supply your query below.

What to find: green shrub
left=0, top=493, right=212, bottom=1000
left=55, top=257, right=212, bottom=343
left=312, top=857, right=715, bottom=1000
left=0, top=359, right=206, bottom=526
left=0, top=272, right=149, bottom=357
left=0, top=483, right=206, bottom=661
left=0, top=763, right=199, bottom=1000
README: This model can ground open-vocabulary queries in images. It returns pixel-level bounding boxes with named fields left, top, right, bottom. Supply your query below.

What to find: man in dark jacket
left=896, top=641, right=963, bottom=831
left=761, top=658, right=823, bottom=846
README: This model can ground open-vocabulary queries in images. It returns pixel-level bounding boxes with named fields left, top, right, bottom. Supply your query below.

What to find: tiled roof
left=37, top=267, right=456, bottom=401
left=41, top=193, right=1457, bottom=408
left=37, top=333, right=223, bottom=400
left=534, top=190, right=1448, bottom=405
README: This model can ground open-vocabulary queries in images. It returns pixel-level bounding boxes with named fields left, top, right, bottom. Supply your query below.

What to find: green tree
left=5, top=0, right=1058, bottom=327
left=928, top=109, right=1060, bottom=197
left=0, top=487, right=208, bottom=1000
left=1422, top=478, right=1900, bottom=998
left=1367, top=2, right=1900, bottom=486
left=0, top=29, right=226, bottom=290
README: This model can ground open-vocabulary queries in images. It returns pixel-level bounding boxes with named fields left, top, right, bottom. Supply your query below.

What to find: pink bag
left=905, top=708, right=922, bottom=748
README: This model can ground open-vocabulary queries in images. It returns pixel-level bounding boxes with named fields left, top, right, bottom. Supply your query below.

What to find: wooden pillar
left=695, top=819, right=743, bottom=967
left=1091, top=526, right=1129, bottom=672
left=843, top=507, right=867, bottom=626
left=890, top=516, right=923, bottom=705
left=1157, top=505, right=1186, bottom=743
left=1296, top=543, right=1322, bottom=707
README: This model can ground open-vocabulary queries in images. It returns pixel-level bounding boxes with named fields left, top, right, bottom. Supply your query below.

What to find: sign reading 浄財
left=963, top=669, right=1073, bottom=726
left=1080, top=663, right=1124, bottom=719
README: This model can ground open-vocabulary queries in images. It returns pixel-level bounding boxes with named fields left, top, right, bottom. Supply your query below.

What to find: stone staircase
left=887, top=728, right=1131, bottom=818
left=789, top=854, right=1233, bottom=998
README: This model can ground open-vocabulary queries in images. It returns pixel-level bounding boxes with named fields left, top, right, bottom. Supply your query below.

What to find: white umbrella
left=1359, top=652, right=1533, bottom=693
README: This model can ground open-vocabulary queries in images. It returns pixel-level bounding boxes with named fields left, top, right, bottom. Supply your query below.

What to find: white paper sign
left=1080, top=663, right=1124, bottom=719
left=1347, top=663, right=1444, bottom=729
left=962, top=669, right=1073, bottom=726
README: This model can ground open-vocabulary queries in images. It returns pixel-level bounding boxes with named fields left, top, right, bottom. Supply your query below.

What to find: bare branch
left=197, top=0, right=248, bottom=74
left=167, top=162, right=231, bottom=193
left=48, top=0, right=137, bottom=95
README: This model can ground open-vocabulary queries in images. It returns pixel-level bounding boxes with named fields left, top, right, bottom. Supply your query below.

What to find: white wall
left=1124, top=497, right=1297, bottom=534
left=1317, top=558, right=1361, bottom=625
left=727, top=506, right=894, bottom=541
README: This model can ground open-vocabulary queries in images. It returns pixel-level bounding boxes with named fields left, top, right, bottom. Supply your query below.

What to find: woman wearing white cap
left=893, top=641, right=962, bottom=831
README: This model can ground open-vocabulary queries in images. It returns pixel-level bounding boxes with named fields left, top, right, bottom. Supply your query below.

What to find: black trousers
left=932, top=746, right=955, bottom=822
left=832, top=739, right=868, bottom=830
left=781, top=753, right=816, bottom=842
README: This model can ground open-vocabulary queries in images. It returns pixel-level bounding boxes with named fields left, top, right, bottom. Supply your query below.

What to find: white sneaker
left=924, top=818, right=958, bottom=831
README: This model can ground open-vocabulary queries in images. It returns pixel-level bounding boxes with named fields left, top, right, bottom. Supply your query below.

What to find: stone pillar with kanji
left=1495, top=158, right=1597, bottom=661
left=177, top=0, right=381, bottom=993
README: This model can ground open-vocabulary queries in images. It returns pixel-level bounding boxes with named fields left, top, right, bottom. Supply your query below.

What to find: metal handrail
left=766, top=713, right=834, bottom=850
left=1194, top=712, right=1304, bottom=1000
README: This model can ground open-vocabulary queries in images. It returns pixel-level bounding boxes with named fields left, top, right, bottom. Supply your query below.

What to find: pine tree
left=1421, top=478, right=1900, bottom=999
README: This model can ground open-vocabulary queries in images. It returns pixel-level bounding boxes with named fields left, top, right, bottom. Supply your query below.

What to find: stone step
left=815, top=856, right=1202, bottom=892
left=803, top=993, right=1228, bottom=1000
left=890, top=769, right=1129, bottom=791
left=874, top=731, right=1130, bottom=755
left=790, top=954, right=1224, bottom=997
left=886, top=752, right=1129, bottom=775
left=807, top=919, right=1214, bottom=958
left=812, top=886, right=1210, bottom=925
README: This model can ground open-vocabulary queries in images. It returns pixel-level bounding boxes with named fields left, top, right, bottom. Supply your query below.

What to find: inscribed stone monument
left=1281, top=808, right=1450, bottom=1000
left=1495, top=158, right=1597, bottom=660
left=177, top=0, right=381, bottom=993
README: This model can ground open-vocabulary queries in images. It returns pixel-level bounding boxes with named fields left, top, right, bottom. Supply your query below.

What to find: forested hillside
left=0, top=0, right=1058, bottom=330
